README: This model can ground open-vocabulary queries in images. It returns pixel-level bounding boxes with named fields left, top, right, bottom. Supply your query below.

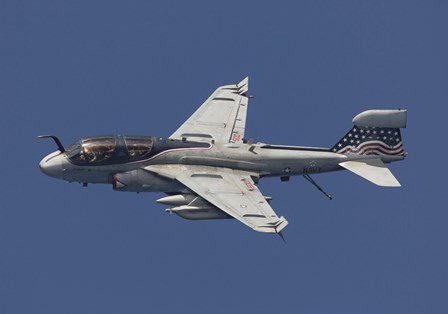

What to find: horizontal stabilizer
left=339, top=159, right=401, bottom=187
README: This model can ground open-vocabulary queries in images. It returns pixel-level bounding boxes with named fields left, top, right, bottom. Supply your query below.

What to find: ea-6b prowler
left=39, top=77, right=407, bottom=236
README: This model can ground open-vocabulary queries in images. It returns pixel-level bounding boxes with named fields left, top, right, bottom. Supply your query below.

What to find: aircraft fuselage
left=37, top=78, right=407, bottom=234
left=39, top=136, right=403, bottom=193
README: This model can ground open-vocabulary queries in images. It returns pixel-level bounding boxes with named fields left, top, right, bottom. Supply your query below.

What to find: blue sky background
left=1, top=1, right=447, bottom=313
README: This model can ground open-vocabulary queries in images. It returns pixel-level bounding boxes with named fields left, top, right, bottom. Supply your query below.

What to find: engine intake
left=112, top=169, right=182, bottom=193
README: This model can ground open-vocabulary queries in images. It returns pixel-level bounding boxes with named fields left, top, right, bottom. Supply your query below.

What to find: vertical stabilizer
left=332, top=109, right=406, bottom=156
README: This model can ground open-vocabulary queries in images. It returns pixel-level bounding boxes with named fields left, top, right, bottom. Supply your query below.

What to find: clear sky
left=1, top=1, right=447, bottom=313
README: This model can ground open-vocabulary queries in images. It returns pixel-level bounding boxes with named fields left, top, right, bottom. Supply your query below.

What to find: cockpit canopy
left=65, top=135, right=154, bottom=165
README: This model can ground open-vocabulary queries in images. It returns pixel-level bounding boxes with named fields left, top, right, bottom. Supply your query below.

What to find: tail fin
left=331, top=110, right=406, bottom=156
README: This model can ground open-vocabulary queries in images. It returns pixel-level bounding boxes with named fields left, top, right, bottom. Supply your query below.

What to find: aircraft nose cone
left=39, top=151, right=63, bottom=178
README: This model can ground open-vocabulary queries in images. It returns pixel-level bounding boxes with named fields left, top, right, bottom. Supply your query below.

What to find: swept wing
left=146, top=165, right=288, bottom=233
left=169, top=77, right=249, bottom=144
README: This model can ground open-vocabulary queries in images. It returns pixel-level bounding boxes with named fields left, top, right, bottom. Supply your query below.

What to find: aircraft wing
left=145, top=165, right=288, bottom=234
left=169, top=77, right=249, bottom=144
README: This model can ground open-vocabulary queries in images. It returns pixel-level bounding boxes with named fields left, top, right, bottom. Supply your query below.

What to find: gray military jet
left=39, top=77, right=407, bottom=236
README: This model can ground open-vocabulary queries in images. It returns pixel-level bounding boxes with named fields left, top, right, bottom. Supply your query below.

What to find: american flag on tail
left=332, top=126, right=404, bottom=156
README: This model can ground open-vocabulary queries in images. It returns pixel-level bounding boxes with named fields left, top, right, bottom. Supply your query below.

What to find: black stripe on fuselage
left=150, top=137, right=210, bottom=156
left=259, top=145, right=331, bottom=152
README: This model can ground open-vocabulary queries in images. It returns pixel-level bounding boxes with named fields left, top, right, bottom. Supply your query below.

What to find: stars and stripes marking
left=332, top=126, right=404, bottom=156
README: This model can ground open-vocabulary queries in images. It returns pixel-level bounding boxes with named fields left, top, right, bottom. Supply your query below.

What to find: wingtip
left=237, top=77, right=249, bottom=96
left=278, top=231, right=286, bottom=243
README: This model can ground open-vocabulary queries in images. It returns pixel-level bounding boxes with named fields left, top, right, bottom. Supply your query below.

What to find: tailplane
left=339, top=159, right=401, bottom=187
